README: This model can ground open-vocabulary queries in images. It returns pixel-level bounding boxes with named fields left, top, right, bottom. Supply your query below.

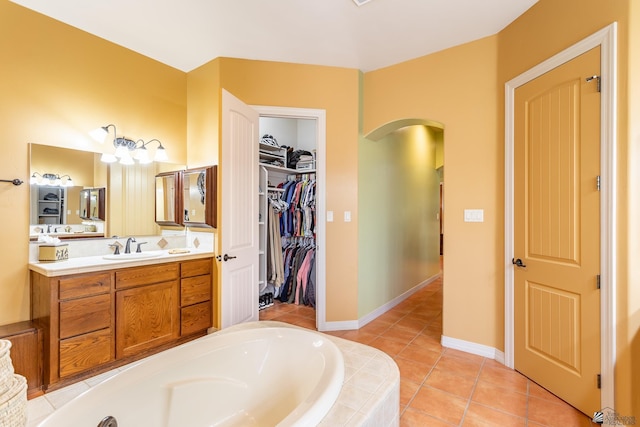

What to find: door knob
left=217, top=253, right=237, bottom=262
left=512, top=258, right=527, bottom=268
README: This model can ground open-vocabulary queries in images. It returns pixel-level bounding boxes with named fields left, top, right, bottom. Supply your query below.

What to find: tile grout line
left=455, top=356, right=485, bottom=426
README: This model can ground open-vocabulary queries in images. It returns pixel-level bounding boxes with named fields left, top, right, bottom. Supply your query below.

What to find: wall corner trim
left=442, top=335, right=505, bottom=363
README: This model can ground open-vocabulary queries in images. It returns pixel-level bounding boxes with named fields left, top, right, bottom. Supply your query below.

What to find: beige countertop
left=28, top=249, right=215, bottom=277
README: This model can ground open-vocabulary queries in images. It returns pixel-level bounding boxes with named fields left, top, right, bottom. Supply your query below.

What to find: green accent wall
left=358, top=124, right=441, bottom=317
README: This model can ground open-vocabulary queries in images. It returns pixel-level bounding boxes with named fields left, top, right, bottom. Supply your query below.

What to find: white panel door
left=221, top=89, right=259, bottom=328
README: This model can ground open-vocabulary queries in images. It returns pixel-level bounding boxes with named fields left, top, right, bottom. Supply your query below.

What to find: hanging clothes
left=266, top=192, right=287, bottom=295
left=268, top=174, right=317, bottom=307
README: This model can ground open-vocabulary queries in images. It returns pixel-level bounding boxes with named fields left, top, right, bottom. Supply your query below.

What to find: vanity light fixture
left=30, top=172, right=74, bottom=187
left=91, top=124, right=168, bottom=165
left=134, top=139, right=168, bottom=164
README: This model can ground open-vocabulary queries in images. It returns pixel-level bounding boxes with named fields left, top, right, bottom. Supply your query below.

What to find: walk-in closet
left=257, top=114, right=319, bottom=320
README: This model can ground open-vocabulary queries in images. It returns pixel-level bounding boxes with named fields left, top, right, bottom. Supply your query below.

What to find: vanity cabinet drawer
left=115, top=263, right=179, bottom=289
left=181, top=275, right=211, bottom=306
left=59, top=328, right=113, bottom=378
left=181, top=302, right=211, bottom=336
left=181, top=258, right=211, bottom=278
left=59, top=294, right=111, bottom=339
left=59, top=272, right=111, bottom=300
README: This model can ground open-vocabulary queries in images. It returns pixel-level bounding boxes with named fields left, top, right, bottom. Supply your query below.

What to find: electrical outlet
left=464, top=209, right=484, bottom=222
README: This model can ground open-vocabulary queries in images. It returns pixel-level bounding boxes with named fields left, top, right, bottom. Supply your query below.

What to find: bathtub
left=36, top=323, right=344, bottom=427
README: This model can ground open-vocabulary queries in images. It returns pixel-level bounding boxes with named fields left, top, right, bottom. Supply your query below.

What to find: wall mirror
left=30, top=143, right=184, bottom=240
left=79, top=188, right=106, bottom=220
left=155, top=171, right=182, bottom=226
left=182, top=166, right=216, bottom=228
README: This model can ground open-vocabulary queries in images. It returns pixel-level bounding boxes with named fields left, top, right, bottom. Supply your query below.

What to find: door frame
left=504, top=23, right=617, bottom=409
left=251, top=105, right=327, bottom=330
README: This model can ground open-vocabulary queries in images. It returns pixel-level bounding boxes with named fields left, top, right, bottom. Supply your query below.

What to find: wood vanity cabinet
left=115, top=263, right=180, bottom=358
left=30, top=257, right=213, bottom=391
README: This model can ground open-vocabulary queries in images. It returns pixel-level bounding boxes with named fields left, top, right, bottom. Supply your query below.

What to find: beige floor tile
left=409, top=385, right=468, bottom=425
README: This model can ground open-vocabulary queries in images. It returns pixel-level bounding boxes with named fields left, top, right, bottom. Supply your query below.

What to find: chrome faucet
left=124, top=237, right=136, bottom=254
left=97, top=416, right=118, bottom=427
left=108, top=243, right=120, bottom=255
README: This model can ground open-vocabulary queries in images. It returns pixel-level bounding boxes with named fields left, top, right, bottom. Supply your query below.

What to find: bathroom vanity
left=29, top=254, right=214, bottom=391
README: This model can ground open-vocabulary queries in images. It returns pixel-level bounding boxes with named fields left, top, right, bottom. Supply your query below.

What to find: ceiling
left=10, top=0, right=537, bottom=73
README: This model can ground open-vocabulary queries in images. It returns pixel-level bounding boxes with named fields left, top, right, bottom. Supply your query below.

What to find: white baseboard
left=441, top=335, right=505, bottom=363
left=320, top=320, right=359, bottom=332
left=319, top=273, right=441, bottom=332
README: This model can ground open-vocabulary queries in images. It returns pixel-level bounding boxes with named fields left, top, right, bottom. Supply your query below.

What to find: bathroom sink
left=103, top=251, right=164, bottom=260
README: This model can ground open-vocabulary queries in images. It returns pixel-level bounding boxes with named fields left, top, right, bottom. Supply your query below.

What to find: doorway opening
left=358, top=119, right=444, bottom=323
left=253, top=105, right=327, bottom=331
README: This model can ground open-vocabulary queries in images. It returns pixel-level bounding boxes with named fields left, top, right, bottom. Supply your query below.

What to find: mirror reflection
left=183, top=169, right=206, bottom=224
left=155, top=171, right=182, bottom=226
left=29, top=143, right=184, bottom=240
left=79, top=188, right=106, bottom=221
left=182, top=166, right=216, bottom=228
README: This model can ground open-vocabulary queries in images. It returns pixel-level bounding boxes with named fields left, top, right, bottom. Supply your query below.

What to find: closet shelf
left=260, top=163, right=315, bottom=174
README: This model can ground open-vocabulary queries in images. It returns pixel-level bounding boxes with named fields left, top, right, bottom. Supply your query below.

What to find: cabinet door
left=115, top=280, right=179, bottom=358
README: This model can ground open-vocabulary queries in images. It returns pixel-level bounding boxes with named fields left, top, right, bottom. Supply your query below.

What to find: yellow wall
left=628, top=0, right=640, bottom=416
left=358, top=124, right=441, bottom=316
left=3, top=0, right=637, bottom=415
left=498, top=0, right=634, bottom=417
left=187, top=60, right=221, bottom=168
left=187, top=58, right=361, bottom=323
left=363, top=1, right=637, bottom=416
left=0, top=1, right=187, bottom=324
left=364, top=35, right=502, bottom=347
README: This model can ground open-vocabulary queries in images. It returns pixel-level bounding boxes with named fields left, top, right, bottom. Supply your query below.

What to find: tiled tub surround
left=27, top=322, right=400, bottom=427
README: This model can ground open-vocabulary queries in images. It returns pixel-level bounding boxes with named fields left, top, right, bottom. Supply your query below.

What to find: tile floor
left=260, top=275, right=596, bottom=427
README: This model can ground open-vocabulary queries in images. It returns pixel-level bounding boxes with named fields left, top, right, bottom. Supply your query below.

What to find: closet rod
left=0, top=178, right=23, bottom=186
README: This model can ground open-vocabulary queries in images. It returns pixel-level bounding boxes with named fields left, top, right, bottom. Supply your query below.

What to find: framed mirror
left=29, top=143, right=186, bottom=240
left=155, top=171, right=182, bottom=226
left=182, top=166, right=216, bottom=228
left=79, top=188, right=106, bottom=221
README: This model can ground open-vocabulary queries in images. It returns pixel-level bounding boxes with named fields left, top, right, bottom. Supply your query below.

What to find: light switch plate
left=344, top=211, right=351, bottom=222
left=326, top=211, right=333, bottom=222
left=464, top=209, right=484, bottom=222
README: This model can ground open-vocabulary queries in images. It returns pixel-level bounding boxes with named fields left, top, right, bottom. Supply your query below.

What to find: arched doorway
left=358, top=118, right=444, bottom=320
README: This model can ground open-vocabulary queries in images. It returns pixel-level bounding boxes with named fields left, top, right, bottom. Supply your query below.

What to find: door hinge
left=597, top=274, right=601, bottom=289
left=597, top=374, right=602, bottom=389
left=586, top=75, right=601, bottom=92
left=596, top=175, right=601, bottom=191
